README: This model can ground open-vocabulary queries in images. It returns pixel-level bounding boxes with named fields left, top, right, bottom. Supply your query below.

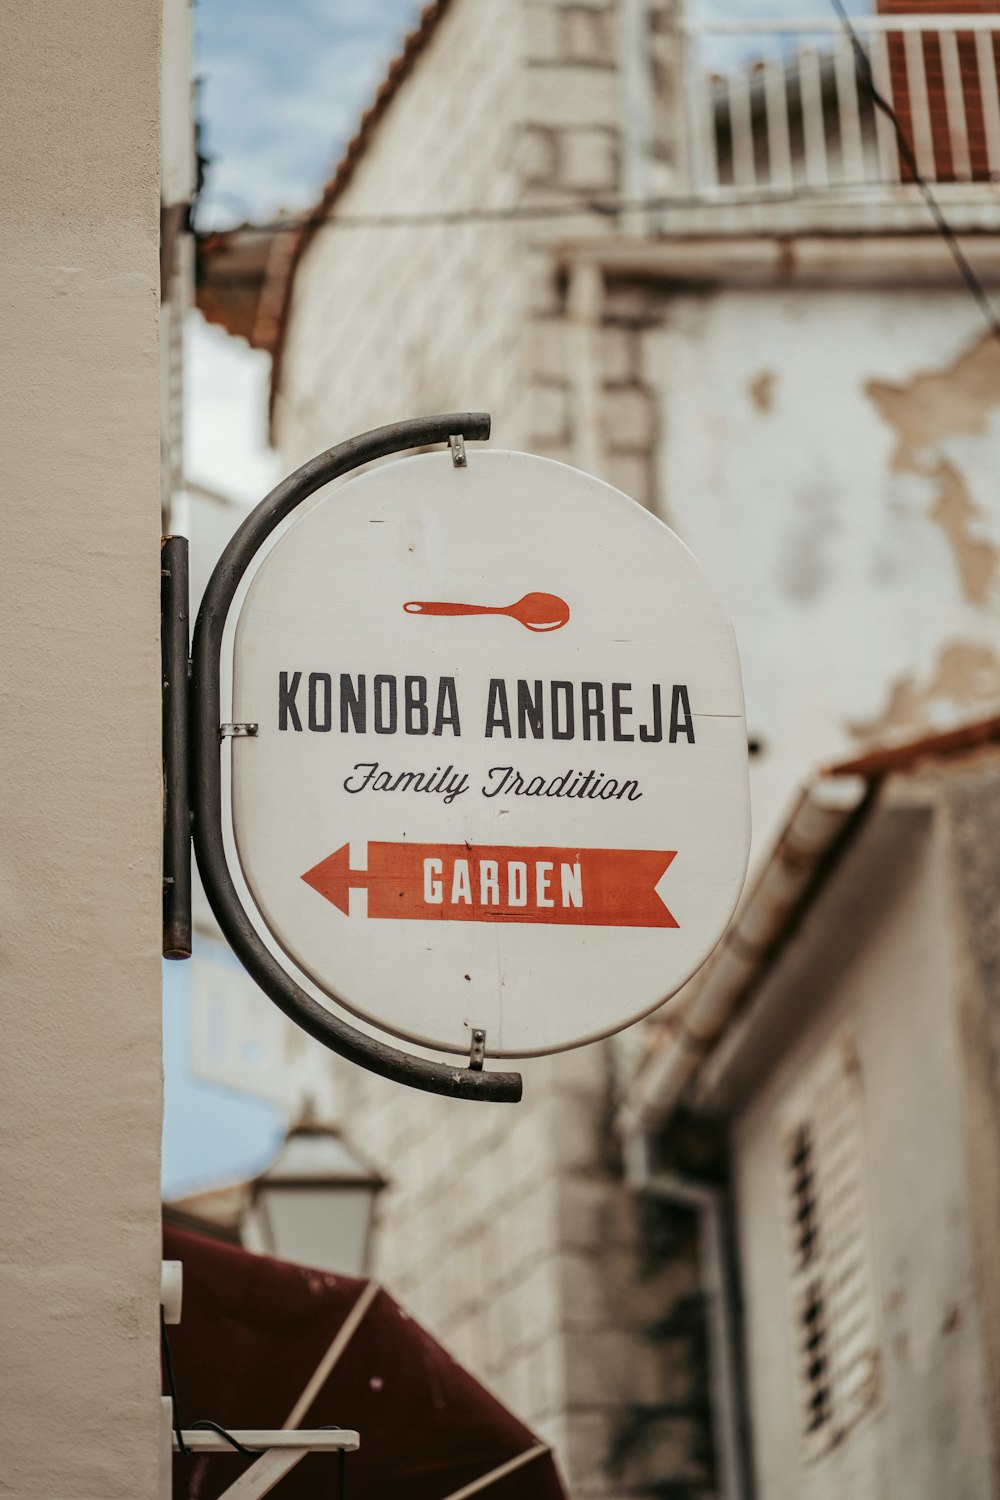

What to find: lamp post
left=242, top=1122, right=385, bottom=1277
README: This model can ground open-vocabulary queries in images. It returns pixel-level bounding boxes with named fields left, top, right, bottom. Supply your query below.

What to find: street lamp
left=242, top=1122, right=385, bottom=1277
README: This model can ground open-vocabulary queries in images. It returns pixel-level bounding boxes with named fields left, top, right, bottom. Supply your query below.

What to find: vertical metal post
left=624, top=1136, right=751, bottom=1500
left=161, top=534, right=192, bottom=959
left=160, top=1398, right=174, bottom=1500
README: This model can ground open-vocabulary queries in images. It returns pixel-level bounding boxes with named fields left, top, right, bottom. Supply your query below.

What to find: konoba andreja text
left=276, top=673, right=697, bottom=743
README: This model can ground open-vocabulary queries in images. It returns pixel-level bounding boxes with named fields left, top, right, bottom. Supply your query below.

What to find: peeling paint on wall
left=930, top=459, right=997, bottom=605
left=651, top=294, right=1000, bottom=851
left=867, top=332, right=1000, bottom=454
left=748, top=370, right=776, bottom=414
left=849, top=642, right=1000, bottom=741
left=868, top=334, right=1000, bottom=606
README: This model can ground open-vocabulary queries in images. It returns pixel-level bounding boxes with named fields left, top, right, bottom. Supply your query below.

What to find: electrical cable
left=196, top=175, right=1000, bottom=238
left=187, top=1420, right=253, bottom=1455
left=828, top=0, right=1000, bottom=346
left=317, top=1424, right=348, bottom=1498
left=160, top=1311, right=349, bottom=1494
left=159, top=1307, right=189, bottom=1457
left=160, top=1315, right=252, bottom=1457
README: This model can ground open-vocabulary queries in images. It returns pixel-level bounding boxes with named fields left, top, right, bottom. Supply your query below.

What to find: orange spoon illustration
left=403, top=591, right=570, bottom=633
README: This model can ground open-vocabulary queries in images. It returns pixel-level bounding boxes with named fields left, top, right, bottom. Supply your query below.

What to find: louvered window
left=780, top=1031, right=880, bottom=1461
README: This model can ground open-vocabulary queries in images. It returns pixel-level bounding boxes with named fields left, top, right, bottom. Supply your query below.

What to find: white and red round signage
left=230, top=450, right=749, bottom=1057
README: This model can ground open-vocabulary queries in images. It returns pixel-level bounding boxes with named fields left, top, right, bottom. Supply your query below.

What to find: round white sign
left=230, top=450, right=749, bottom=1057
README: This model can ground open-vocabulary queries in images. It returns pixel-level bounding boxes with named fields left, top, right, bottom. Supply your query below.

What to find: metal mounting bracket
left=178, top=413, right=521, bottom=1104
left=171, top=1428, right=359, bottom=1500
left=161, top=536, right=192, bottom=960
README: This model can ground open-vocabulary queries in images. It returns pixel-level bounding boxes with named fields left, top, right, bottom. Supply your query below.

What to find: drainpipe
left=624, top=1132, right=750, bottom=1500
left=616, top=774, right=871, bottom=1497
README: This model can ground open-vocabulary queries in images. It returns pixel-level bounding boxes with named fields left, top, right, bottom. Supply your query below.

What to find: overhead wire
left=199, top=175, right=1000, bottom=238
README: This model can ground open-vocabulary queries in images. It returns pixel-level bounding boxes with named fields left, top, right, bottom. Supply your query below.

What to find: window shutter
left=780, top=1030, right=880, bottom=1460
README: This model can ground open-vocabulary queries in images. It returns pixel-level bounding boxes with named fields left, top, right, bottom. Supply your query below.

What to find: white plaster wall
left=649, top=290, right=1000, bottom=848
left=0, top=2, right=164, bottom=1494
left=730, top=806, right=993, bottom=1500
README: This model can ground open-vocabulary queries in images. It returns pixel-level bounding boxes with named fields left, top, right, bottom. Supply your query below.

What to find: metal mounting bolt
left=220, top=722, right=259, bottom=740
left=449, top=433, right=467, bottom=468
left=469, top=1028, right=486, bottom=1070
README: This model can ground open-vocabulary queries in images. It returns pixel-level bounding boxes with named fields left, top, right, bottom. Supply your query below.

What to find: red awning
left=164, top=1226, right=569, bottom=1500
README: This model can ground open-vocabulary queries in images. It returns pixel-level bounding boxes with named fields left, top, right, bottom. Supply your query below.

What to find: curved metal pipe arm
left=190, top=414, right=522, bottom=1103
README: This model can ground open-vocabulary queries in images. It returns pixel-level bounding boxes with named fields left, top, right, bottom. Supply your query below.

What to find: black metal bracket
left=176, top=413, right=521, bottom=1103
left=162, top=535, right=192, bottom=959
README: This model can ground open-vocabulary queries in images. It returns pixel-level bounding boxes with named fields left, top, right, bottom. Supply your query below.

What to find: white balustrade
left=671, top=14, right=1000, bottom=209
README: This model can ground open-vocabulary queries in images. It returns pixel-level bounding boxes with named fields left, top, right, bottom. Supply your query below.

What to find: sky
left=185, top=313, right=279, bottom=502
left=162, top=955, right=285, bottom=1198
left=195, top=0, right=424, bottom=229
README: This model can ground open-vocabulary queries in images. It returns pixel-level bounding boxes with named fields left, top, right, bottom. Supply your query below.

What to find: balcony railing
left=638, top=13, right=1000, bottom=235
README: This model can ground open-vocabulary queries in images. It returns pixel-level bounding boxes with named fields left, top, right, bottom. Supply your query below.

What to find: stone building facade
left=621, top=723, right=1000, bottom=1499
left=198, top=1, right=1000, bottom=1494
left=266, top=9, right=728, bottom=1494
left=270, top=0, right=1000, bottom=850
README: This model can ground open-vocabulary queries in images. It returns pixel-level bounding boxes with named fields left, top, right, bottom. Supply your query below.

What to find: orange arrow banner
left=302, top=842, right=677, bottom=928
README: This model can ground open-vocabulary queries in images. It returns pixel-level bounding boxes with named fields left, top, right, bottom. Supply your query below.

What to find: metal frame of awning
left=160, top=1260, right=361, bottom=1500
left=168, top=1427, right=548, bottom=1500
left=169, top=1426, right=358, bottom=1500
left=163, top=1251, right=561, bottom=1500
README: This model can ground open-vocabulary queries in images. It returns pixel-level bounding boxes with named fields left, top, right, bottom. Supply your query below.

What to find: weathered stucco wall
left=218, top=0, right=1000, bottom=1493
left=0, top=2, right=164, bottom=1494
left=647, top=291, right=1000, bottom=847
left=729, top=795, right=994, bottom=1499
